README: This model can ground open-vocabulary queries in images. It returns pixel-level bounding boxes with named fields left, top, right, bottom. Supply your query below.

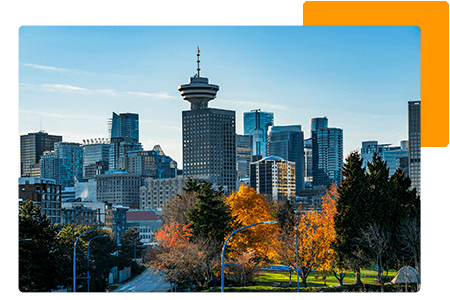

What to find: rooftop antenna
left=197, top=47, right=201, bottom=77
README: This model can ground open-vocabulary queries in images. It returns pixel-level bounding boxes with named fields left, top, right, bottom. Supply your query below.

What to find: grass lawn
left=205, top=266, right=415, bottom=292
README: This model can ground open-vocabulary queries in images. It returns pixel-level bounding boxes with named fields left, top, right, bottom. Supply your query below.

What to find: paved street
left=112, top=268, right=171, bottom=292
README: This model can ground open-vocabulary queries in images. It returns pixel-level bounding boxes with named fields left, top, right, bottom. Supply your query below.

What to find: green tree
left=120, top=228, right=145, bottom=260
left=19, top=200, right=61, bottom=292
left=334, top=151, right=371, bottom=285
left=186, top=182, right=233, bottom=248
left=56, top=224, right=119, bottom=291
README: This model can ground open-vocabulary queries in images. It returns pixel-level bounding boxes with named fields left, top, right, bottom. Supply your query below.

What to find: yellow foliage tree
left=225, top=185, right=279, bottom=262
left=296, top=184, right=338, bottom=288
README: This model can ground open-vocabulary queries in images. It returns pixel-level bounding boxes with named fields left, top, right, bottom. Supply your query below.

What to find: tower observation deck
left=178, top=48, right=219, bottom=110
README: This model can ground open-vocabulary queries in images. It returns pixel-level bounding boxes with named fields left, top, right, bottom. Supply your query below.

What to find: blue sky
left=19, top=26, right=420, bottom=165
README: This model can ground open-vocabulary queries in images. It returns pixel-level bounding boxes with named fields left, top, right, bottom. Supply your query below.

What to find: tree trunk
left=289, top=270, right=292, bottom=286
left=353, top=268, right=362, bottom=285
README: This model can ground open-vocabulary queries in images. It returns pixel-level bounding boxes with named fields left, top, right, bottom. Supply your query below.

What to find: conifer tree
left=334, top=151, right=371, bottom=285
left=186, top=182, right=233, bottom=248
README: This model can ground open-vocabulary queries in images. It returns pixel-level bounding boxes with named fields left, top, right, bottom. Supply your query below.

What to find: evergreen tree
left=186, top=182, right=234, bottom=248
left=334, top=151, right=371, bottom=285
left=19, top=200, right=61, bottom=292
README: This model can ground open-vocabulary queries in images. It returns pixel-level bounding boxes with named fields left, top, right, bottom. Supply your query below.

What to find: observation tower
left=178, top=48, right=219, bottom=110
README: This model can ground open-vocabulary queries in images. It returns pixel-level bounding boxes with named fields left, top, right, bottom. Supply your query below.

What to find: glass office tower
left=267, top=125, right=305, bottom=191
left=408, top=101, right=420, bottom=195
left=109, top=112, right=139, bottom=143
left=312, top=126, right=343, bottom=188
left=40, top=142, right=83, bottom=188
left=244, top=109, right=274, bottom=158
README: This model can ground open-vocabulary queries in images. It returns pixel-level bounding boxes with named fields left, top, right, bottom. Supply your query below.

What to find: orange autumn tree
left=316, top=183, right=340, bottom=286
left=225, top=185, right=279, bottom=263
left=296, top=184, right=338, bottom=288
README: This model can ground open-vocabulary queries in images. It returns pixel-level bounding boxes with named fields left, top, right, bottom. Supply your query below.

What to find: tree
left=186, top=182, right=233, bottom=248
left=334, top=151, right=371, bottom=285
left=120, top=228, right=144, bottom=260
left=19, top=200, right=61, bottom=292
left=162, top=177, right=206, bottom=225
left=225, top=185, right=279, bottom=263
left=148, top=221, right=217, bottom=290
left=275, top=200, right=298, bottom=285
left=56, top=224, right=119, bottom=291
left=357, top=223, right=391, bottom=292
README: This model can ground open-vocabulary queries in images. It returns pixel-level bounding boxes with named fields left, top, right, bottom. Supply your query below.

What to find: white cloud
left=20, top=82, right=174, bottom=99
left=21, top=63, right=71, bottom=72
left=20, top=63, right=140, bottom=80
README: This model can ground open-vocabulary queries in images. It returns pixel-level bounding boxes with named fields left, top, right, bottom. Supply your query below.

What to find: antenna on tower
left=197, top=47, right=201, bottom=77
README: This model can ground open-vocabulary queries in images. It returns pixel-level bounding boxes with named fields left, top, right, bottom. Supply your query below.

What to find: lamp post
left=87, top=234, right=109, bottom=292
left=221, top=221, right=277, bottom=292
left=294, top=227, right=300, bottom=292
left=73, top=227, right=111, bottom=293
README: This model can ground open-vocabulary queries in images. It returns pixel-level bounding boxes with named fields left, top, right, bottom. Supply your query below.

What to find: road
left=112, top=268, right=171, bottom=292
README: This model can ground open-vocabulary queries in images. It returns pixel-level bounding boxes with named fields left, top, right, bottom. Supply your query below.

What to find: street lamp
left=294, top=227, right=300, bottom=292
left=221, top=221, right=277, bottom=292
left=73, top=227, right=111, bottom=293
left=87, top=234, right=109, bottom=292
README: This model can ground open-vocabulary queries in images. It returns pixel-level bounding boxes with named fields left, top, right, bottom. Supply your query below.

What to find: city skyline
left=19, top=26, right=420, bottom=167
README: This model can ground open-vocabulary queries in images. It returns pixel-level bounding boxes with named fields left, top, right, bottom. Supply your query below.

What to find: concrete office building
left=268, top=125, right=305, bottom=192
left=96, top=170, right=142, bottom=208
left=408, top=101, right=421, bottom=195
left=140, top=176, right=208, bottom=211
left=179, top=49, right=237, bottom=193
left=20, top=131, right=62, bottom=178
left=244, top=109, right=274, bottom=158
left=19, top=177, right=62, bottom=224
left=250, top=156, right=296, bottom=203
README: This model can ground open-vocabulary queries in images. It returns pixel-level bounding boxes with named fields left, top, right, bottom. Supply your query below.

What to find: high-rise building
left=361, top=140, right=409, bottom=177
left=311, top=117, right=328, bottom=132
left=311, top=119, right=343, bottom=188
left=408, top=100, right=420, bottom=195
left=179, top=49, right=237, bottom=193
left=20, top=131, right=62, bottom=177
left=267, top=125, right=305, bottom=191
left=109, top=137, right=143, bottom=171
left=236, top=134, right=253, bottom=180
left=109, top=112, right=139, bottom=143
left=244, top=109, right=274, bottom=157
left=304, top=138, right=313, bottom=188
left=82, top=140, right=110, bottom=179
left=40, top=142, right=83, bottom=188
left=250, top=156, right=296, bottom=203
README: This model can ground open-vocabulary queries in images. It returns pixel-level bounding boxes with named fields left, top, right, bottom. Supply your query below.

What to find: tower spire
left=197, top=47, right=201, bottom=77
